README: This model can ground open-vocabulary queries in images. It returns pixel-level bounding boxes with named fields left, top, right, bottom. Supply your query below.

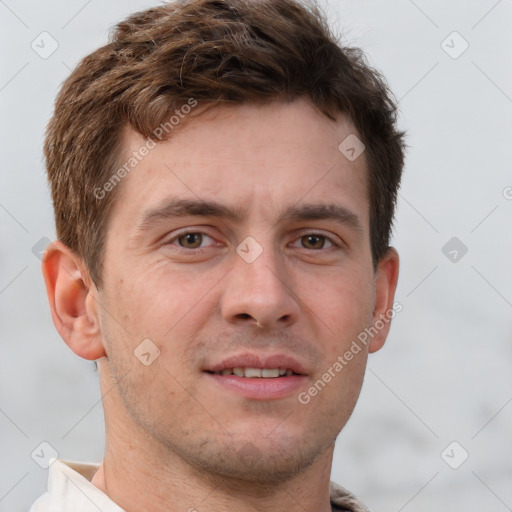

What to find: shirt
left=29, top=459, right=371, bottom=512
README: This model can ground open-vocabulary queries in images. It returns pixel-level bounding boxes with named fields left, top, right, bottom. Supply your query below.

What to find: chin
left=171, top=429, right=331, bottom=485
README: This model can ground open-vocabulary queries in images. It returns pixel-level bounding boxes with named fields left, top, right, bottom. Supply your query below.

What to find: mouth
left=203, top=354, right=308, bottom=400
left=205, top=367, right=302, bottom=378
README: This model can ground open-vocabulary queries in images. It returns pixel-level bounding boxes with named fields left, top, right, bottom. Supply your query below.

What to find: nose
left=220, top=243, right=300, bottom=329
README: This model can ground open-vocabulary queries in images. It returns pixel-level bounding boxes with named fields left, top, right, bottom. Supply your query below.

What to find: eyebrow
left=134, top=198, right=363, bottom=235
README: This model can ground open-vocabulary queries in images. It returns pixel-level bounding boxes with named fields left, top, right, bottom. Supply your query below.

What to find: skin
left=42, top=98, right=399, bottom=512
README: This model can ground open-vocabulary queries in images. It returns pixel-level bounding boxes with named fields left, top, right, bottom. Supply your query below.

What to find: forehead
left=111, top=99, right=369, bottom=230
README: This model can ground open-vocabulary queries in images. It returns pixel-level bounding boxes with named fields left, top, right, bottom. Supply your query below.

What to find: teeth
left=216, top=367, right=295, bottom=378
left=261, top=368, right=279, bottom=378
left=244, top=368, right=262, bottom=378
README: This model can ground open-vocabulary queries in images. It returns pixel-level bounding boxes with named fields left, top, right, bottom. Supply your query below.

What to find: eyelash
left=164, top=230, right=341, bottom=252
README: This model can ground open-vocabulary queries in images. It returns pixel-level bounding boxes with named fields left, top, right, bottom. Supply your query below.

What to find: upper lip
left=204, top=353, right=308, bottom=375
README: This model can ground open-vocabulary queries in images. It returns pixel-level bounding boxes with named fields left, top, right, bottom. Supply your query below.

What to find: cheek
left=102, top=263, right=220, bottom=376
left=310, top=270, right=374, bottom=344
left=107, top=263, right=197, bottom=338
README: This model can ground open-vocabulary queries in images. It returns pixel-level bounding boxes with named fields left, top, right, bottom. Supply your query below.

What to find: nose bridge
left=220, top=234, right=299, bottom=327
left=235, top=235, right=286, bottom=298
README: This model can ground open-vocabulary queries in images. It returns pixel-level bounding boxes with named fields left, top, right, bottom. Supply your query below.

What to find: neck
left=92, top=368, right=335, bottom=512
left=92, top=444, right=334, bottom=512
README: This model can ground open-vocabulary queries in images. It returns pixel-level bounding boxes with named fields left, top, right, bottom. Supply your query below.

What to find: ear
left=368, top=247, right=400, bottom=354
left=41, top=240, right=106, bottom=360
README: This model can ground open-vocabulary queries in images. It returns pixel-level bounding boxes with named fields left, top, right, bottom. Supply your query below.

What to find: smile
left=206, top=367, right=299, bottom=378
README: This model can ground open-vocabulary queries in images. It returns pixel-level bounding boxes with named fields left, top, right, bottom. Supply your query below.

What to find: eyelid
left=291, top=229, right=344, bottom=249
left=162, top=227, right=344, bottom=251
left=163, top=228, right=218, bottom=249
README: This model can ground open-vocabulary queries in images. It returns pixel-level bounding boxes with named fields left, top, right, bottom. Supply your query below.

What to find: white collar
left=30, top=459, right=125, bottom=512
left=30, top=459, right=369, bottom=512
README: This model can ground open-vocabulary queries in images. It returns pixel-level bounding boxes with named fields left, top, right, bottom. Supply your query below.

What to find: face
left=95, top=99, right=382, bottom=482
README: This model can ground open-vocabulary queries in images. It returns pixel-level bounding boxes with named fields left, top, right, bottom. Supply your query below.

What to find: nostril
left=236, top=313, right=252, bottom=320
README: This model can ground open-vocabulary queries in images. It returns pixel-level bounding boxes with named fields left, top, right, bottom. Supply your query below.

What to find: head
left=42, top=0, right=404, bottom=485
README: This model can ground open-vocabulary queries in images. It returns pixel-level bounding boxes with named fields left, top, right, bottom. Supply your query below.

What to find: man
left=31, top=0, right=405, bottom=510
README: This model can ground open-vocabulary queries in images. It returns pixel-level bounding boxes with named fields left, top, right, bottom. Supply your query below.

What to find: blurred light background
left=1, top=0, right=511, bottom=510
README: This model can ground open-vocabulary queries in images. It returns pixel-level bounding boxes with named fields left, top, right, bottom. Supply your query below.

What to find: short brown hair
left=45, top=0, right=405, bottom=287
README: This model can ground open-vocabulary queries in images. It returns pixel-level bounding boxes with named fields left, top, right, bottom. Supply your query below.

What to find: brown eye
left=177, top=233, right=203, bottom=248
left=301, top=234, right=328, bottom=249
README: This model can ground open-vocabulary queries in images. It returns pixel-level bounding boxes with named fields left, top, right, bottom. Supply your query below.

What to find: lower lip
left=205, top=373, right=308, bottom=400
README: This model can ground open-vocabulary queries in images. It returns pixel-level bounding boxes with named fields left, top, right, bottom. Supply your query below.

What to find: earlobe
left=41, top=240, right=106, bottom=360
left=368, top=247, right=400, bottom=354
